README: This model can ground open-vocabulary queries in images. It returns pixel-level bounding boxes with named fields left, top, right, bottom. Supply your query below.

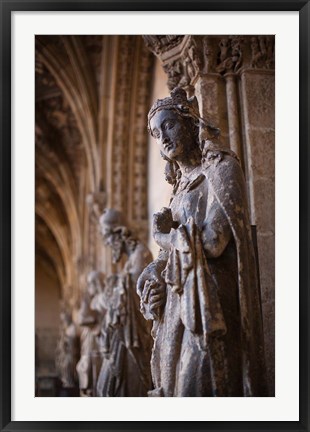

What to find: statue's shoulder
left=201, top=140, right=242, bottom=181
left=201, top=140, right=247, bottom=210
left=131, top=241, right=153, bottom=266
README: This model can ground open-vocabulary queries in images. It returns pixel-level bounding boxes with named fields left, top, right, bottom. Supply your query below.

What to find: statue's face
left=87, top=278, right=97, bottom=297
left=100, top=224, right=124, bottom=263
left=100, top=224, right=113, bottom=246
left=150, top=109, right=195, bottom=161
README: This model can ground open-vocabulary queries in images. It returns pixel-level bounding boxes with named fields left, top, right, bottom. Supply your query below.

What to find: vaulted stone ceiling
left=35, top=36, right=154, bottom=304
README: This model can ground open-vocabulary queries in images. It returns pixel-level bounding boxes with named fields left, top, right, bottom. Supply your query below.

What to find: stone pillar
left=240, top=68, right=275, bottom=395
left=224, top=73, right=242, bottom=160
left=195, top=73, right=229, bottom=148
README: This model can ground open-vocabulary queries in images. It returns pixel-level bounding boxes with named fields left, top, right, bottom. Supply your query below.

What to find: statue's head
left=148, top=89, right=200, bottom=163
left=99, top=208, right=128, bottom=263
left=86, top=270, right=105, bottom=297
left=60, top=310, right=72, bottom=327
left=107, top=274, right=120, bottom=291
left=148, top=88, right=219, bottom=167
left=148, top=87, right=200, bottom=132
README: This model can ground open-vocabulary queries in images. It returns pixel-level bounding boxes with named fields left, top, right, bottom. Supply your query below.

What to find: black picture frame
left=1, top=1, right=309, bottom=431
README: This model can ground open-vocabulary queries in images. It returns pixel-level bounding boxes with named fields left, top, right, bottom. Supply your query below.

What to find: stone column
left=195, top=73, right=229, bottom=148
left=240, top=68, right=275, bottom=395
left=225, top=72, right=242, bottom=160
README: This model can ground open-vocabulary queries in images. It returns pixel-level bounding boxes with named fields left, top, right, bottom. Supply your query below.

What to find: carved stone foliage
left=143, top=35, right=185, bottom=56
left=250, top=36, right=275, bottom=70
left=143, top=35, right=275, bottom=91
left=159, top=37, right=203, bottom=91
left=215, top=36, right=244, bottom=74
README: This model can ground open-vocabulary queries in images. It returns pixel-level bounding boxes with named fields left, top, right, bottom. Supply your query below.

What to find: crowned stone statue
left=137, top=87, right=268, bottom=397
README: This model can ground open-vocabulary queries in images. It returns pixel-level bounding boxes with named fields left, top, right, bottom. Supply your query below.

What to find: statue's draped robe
left=56, top=323, right=80, bottom=388
left=76, top=295, right=99, bottom=392
left=97, top=246, right=153, bottom=397
left=148, top=154, right=267, bottom=397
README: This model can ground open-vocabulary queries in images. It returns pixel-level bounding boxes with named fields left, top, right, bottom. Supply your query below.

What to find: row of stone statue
left=56, top=88, right=268, bottom=397
left=56, top=207, right=154, bottom=396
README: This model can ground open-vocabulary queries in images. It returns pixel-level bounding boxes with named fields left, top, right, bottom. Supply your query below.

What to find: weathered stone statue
left=93, top=273, right=122, bottom=396
left=55, top=308, right=80, bottom=391
left=97, top=209, right=153, bottom=396
left=137, top=87, right=267, bottom=397
left=76, top=271, right=104, bottom=396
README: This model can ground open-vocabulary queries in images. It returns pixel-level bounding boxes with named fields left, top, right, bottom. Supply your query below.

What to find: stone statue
left=96, top=209, right=153, bottom=396
left=137, top=87, right=267, bottom=397
left=76, top=271, right=105, bottom=396
left=55, top=308, right=80, bottom=390
left=93, top=273, right=123, bottom=396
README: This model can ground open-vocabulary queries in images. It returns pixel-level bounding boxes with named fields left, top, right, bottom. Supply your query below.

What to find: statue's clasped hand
left=141, top=278, right=166, bottom=320
left=137, top=263, right=167, bottom=320
left=153, top=207, right=176, bottom=234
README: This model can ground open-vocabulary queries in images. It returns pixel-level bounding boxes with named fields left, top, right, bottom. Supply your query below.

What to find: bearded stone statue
left=97, top=209, right=153, bottom=396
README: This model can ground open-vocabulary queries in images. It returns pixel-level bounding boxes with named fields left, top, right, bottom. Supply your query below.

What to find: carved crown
left=148, top=87, right=200, bottom=130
